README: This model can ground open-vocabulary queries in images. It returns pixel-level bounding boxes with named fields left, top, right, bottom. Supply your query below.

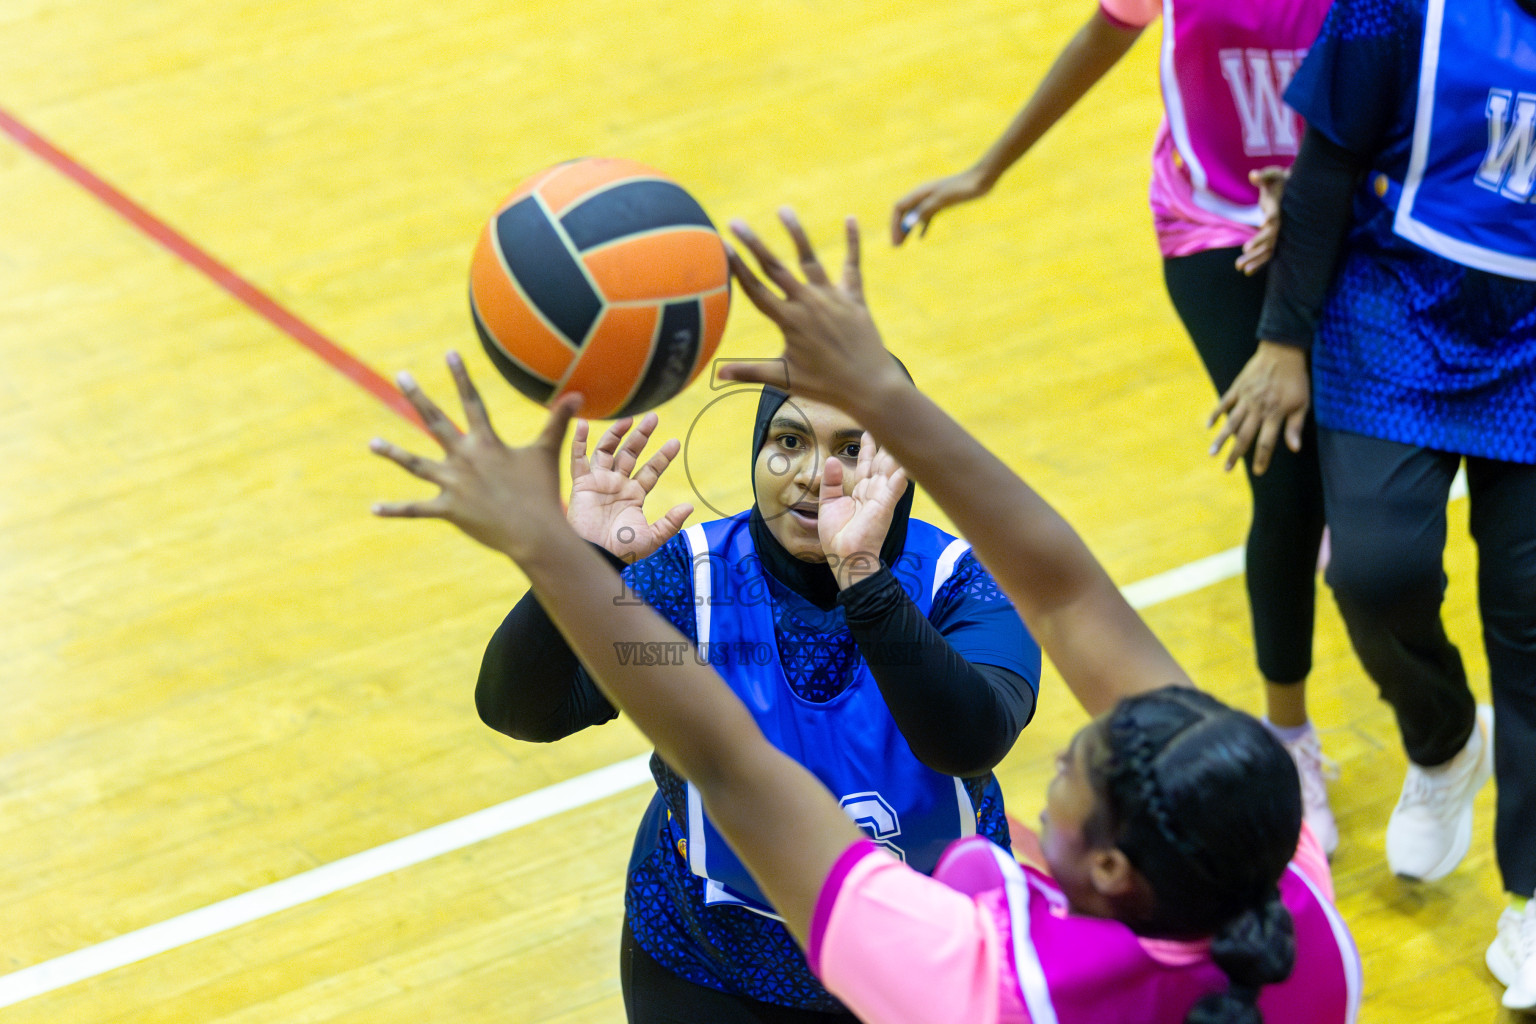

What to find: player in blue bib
left=1209, top=0, right=1536, bottom=1009
left=476, top=378, right=1042, bottom=1020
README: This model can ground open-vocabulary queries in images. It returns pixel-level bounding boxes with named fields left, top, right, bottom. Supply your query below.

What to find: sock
left=1263, top=718, right=1313, bottom=744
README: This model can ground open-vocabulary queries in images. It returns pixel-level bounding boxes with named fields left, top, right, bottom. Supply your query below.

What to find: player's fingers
left=570, top=418, right=592, bottom=475
left=446, top=351, right=494, bottom=435
left=874, top=439, right=904, bottom=482
left=633, top=438, right=681, bottom=493
left=1251, top=417, right=1281, bottom=476
left=536, top=394, right=583, bottom=454
left=916, top=203, right=934, bottom=239
left=591, top=415, right=634, bottom=469
left=370, top=437, right=447, bottom=485
left=371, top=496, right=451, bottom=520
left=842, top=216, right=865, bottom=302
left=853, top=430, right=873, bottom=483
left=891, top=185, right=933, bottom=244
left=616, top=412, right=658, bottom=476
left=1208, top=399, right=1244, bottom=454
left=820, top=456, right=846, bottom=501
left=726, top=243, right=786, bottom=317
left=778, top=207, right=830, bottom=286
left=1225, top=413, right=1261, bottom=472
left=395, top=371, right=463, bottom=449
left=1209, top=373, right=1252, bottom=428
left=729, top=219, right=805, bottom=297
left=653, top=503, right=694, bottom=545
left=1285, top=406, right=1308, bottom=453
left=717, top=360, right=791, bottom=389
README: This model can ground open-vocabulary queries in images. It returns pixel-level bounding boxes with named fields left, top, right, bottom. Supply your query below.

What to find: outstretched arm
left=892, top=9, right=1142, bottom=243
left=370, top=355, right=860, bottom=947
left=723, top=213, right=1190, bottom=715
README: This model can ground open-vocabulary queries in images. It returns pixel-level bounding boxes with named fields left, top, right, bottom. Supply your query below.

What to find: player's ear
left=1088, top=846, right=1140, bottom=899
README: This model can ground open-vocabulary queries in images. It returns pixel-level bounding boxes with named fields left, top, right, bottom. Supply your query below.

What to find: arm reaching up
left=722, top=212, right=1190, bottom=715
left=370, top=354, right=861, bottom=947
left=892, top=10, right=1142, bottom=243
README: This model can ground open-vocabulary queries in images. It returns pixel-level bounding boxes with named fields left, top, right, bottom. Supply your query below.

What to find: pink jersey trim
left=1148, top=123, right=1263, bottom=256
left=1291, top=821, right=1334, bottom=903
left=807, top=839, right=882, bottom=974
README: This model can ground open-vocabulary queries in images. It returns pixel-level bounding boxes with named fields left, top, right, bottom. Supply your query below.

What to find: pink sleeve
left=1098, top=0, right=1161, bottom=30
left=1290, top=822, right=1335, bottom=903
left=811, top=844, right=1004, bottom=1024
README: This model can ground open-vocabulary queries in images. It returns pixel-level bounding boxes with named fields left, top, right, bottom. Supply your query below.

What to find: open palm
left=818, top=432, right=908, bottom=589
left=568, top=413, right=693, bottom=563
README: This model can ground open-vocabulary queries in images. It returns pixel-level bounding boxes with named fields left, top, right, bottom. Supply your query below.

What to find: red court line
left=0, top=104, right=424, bottom=430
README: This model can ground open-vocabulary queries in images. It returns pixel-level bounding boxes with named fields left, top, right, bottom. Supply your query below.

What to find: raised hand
left=890, top=168, right=992, bottom=244
left=721, top=209, right=910, bottom=416
left=567, top=413, right=693, bottom=562
left=817, top=431, right=909, bottom=590
left=1208, top=341, right=1310, bottom=476
left=370, top=352, right=579, bottom=560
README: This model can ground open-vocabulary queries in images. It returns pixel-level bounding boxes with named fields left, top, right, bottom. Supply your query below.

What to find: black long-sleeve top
left=477, top=544, right=1037, bottom=778
left=1256, top=127, right=1370, bottom=348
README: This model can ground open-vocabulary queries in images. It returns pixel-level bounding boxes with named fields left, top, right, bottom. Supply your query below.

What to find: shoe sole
left=1489, top=940, right=1518, bottom=988
left=1503, top=985, right=1536, bottom=1011
left=1393, top=811, right=1474, bottom=883
left=1390, top=706, right=1494, bottom=883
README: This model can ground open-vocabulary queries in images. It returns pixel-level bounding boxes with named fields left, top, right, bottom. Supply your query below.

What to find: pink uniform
left=1098, top=0, right=1333, bottom=256
left=808, top=826, right=1360, bottom=1024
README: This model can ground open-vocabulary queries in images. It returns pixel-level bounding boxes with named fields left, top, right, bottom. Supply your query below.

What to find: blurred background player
left=891, top=0, right=1337, bottom=854
left=1211, top=0, right=1536, bottom=1007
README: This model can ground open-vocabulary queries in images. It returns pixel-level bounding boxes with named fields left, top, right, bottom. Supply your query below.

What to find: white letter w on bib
left=1219, top=48, right=1306, bottom=156
left=1478, top=89, right=1536, bottom=202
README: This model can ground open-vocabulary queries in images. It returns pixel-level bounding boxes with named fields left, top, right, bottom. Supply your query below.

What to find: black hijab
left=747, top=361, right=916, bottom=610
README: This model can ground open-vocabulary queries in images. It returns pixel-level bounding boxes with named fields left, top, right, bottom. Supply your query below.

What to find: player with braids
left=1094, top=689, right=1300, bottom=1023
left=370, top=210, right=1360, bottom=1023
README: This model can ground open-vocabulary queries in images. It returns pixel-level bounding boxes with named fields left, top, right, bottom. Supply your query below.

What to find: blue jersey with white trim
left=616, top=512, right=1031, bottom=1011
left=678, top=513, right=987, bottom=912
left=1394, top=0, right=1536, bottom=276
left=1285, top=0, right=1536, bottom=461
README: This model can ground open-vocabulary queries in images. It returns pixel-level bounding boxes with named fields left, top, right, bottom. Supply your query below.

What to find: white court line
left=1122, top=546, right=1244, bottom=610
left=2, top=473, right=1474, bottom=1009
left=0, top=754, right=654, bottom=1008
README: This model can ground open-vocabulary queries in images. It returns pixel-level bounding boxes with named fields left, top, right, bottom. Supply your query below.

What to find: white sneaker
left=1385, top=705, right=1493, bottom=882
left=1488, top=898, right=1536, bottom=1010
left=1268, top=720, right=1340, bottom=857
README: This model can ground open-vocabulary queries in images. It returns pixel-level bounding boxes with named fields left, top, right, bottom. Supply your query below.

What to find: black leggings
left=620, top=921, right=851, bottom=1024
left=1319, top=429, right=1536, bottom=894
left=1163, top=247, right=1327, bottom=684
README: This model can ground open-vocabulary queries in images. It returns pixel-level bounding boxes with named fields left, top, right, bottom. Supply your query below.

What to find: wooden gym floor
left=0, top=1, right=1512, bottom=1020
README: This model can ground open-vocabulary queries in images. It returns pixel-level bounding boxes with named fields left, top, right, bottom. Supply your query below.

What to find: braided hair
left=1083, top=686, right=1302, bottom=1024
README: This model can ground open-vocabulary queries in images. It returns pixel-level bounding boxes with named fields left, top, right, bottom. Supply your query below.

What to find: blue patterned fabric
left=1284, top=0, right=1536, bottom=462
left=615, top=523, right=1024, bottom=1011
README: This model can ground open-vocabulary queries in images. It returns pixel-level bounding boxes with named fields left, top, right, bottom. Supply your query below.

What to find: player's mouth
left=788, top=503, right=819, bottom=529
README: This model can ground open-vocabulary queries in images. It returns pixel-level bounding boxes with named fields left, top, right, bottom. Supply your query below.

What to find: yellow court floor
left=0, top=1, right=1512, bottom=1021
